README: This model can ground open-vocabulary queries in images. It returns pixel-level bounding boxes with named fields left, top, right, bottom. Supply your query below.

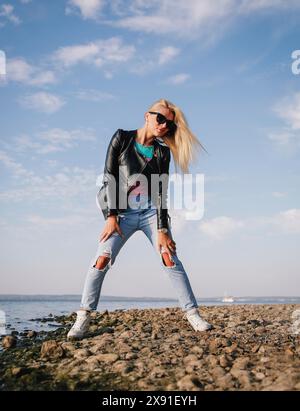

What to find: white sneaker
left=185, top=308, right=212, bottom=332
left=67, top=310, right=91, bottom=340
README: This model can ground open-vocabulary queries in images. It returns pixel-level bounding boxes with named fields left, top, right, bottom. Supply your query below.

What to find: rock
left=125, top=352, right=138, bottom=360
left=206, top=354, right=219, bottom=367
left=232, top=357, right=250, bottom=370
left=251, top=344, right=261, bottom=353
left=225, top=342, right=238, bottom=354
left=294, top=381, right=300, bottom=390
left=190, top=346, right=204, bottom=357
left=73, top=348, right=91, bottom=359
left=11, top=367, right=27, bottom=377
left=100, top=326, right=114, bottom=334
left=177, top=374, right=204, bottom=391
left=183, top=354, right=199, bottom=365
left=285, top=348, right=294, bottom=358
left=260, top=357, right=270, bottom=364
left=208, top=340, right=220, bottom=354
left=61, top=342, right=76, bottom=353
left=40, top=340, right=64, bottom=359
left=230, top=369, right=251, bottom=387
left=119, top=330, right=134, bottom=339
left=258, top=346, right=266, bottom=354
left=254, top=372, right=265, bottom=381
left=219, top=354, right=231, bottom=368
left=185, top=361, right=203, bottom=374
left=2, top=335, right=17, bottom=349
left=89, top=325, right=98, bottom=332
left=111, top=360, right=134, bottom=375
left=149, top=366, right=167, bottom=379
left=118, top=343, right=132, bottom=354
left=216, top=373, right=234, bottom=389
left=27, top=330, right=37, bottom=338
left=210, top=366, right=226, bottom=379
left=95, top=353, right=119, bottom=364
left=137, top=379, right=156, bottom=390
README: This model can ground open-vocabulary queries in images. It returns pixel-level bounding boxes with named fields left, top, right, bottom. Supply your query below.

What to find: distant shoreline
left=1, top=294, right=300, bottom=302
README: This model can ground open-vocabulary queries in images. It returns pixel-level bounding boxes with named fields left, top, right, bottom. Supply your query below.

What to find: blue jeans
left=80, top=202, right=198, bottom=312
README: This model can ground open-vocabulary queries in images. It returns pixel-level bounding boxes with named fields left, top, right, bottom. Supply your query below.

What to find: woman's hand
left=99, top=215, right=124, bottom=243
left=157, top=232, right=176, bottom=260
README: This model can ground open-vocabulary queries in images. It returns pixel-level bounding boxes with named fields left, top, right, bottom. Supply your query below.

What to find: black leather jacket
left=97, top=128, right=171, bottom=229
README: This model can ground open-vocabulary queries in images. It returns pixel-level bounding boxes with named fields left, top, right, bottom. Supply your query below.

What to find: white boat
left=222, top=293, right=235, bottom=303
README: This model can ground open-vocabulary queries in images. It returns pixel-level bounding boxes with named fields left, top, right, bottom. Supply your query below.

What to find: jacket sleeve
left=102, top=129, right=122, bottom=217
left=156, top=146, right=171, bottom=230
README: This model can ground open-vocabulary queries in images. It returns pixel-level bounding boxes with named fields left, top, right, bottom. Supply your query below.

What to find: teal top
left=134, top=141, right=154, bottom=161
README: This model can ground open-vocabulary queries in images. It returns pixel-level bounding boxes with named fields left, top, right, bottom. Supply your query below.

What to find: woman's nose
left=158, top=123, right=167, bottom=130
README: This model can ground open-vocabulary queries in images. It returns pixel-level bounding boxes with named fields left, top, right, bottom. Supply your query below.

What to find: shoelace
left=73, top=317, right=89, bottom=330
left=187, top=314, right=208, bottom=325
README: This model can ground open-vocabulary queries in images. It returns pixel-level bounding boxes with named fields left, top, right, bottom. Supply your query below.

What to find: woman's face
left=145, top=106, right=175, bottom=138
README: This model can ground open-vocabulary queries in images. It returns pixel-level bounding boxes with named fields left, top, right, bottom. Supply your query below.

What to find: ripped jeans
left=80, top=204, right=199, bottom=312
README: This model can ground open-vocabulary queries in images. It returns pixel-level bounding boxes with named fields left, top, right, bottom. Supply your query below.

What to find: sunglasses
left=148, top=111, right=177, bottom=133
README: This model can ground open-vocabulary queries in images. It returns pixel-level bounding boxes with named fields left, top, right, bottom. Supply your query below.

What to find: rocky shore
left=1, top=304, right=300, bottom=391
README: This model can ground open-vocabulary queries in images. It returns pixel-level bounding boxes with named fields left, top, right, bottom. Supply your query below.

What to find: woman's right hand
left=99, top=215, right=124, bottom=243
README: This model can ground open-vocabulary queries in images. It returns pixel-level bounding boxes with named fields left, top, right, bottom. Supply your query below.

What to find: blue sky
left=0, top=0, right=300, bottom=298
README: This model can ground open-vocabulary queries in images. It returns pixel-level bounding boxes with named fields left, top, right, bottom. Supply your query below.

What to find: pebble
left=2, top=335, right=17, bottom=349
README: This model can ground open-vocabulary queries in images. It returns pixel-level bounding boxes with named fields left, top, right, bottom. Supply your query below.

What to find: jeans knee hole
left=93, top=254, right=111, bottom=270
left=161, top=252, right=176, bottom=268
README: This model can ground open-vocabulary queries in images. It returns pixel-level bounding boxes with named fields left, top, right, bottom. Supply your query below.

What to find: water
left=0, top=294, right=300, bottom=336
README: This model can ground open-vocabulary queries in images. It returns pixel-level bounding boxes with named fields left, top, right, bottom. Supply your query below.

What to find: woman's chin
left=155, top=130, right=167, bottom=138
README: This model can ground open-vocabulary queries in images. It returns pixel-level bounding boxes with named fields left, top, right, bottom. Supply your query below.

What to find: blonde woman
left=67, top=99, right=212, bottom=339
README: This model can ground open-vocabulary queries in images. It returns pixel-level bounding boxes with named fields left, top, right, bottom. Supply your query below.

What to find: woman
left=67, top=98, right=212, bottom=339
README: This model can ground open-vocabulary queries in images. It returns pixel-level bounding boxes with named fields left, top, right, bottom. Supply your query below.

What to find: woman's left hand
left=157, top=232, right=176, bottom=260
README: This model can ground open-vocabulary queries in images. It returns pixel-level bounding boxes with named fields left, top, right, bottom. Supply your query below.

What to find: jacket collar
left=130, top=129, right=162, bottom=174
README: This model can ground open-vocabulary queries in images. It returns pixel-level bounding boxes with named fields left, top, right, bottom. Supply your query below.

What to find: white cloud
left=238, top=0, right=300, bottom=13
left=26, top=213, right=95, bottom=228
left=129, top=45, right=180, bottom=75
left=166, top=73, right=190, bottom=85
left=107, top=0, right=300, bottom=43
left=0, top=4, right=21, bottom=25
left=19, top=92, right=65, bottom=113
left=74, top=89, right=116, bottom=102
left=0, top=150, right=98, bottom=204
left=66, top=0, right=105, bottom=20
left=0, top=165, right=98, bottom=204
left=268, top=92, right=300, bottom=151
left=14, top=128, right=96, bottom=154
left=197, top=209, right=300, bottom=240
left=273, top=92, right=300, bottom=131
left=0, top=149, right=33, bottom=178
left=199, top=216, right=245, bottom=240
left=158, top=46, right=180, bottom=65
left=272, top=191, right=287, bottom=198
left=52, top=37, right=135, bottom=70
left=6, top=58, right=57, bottom=86
left=274, top=209, right=300, bottom=234
left=268, top=129, right=297, bottom=146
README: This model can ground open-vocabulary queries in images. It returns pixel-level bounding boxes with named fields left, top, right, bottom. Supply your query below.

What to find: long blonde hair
left=148, top=98, right=207, bottom=174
